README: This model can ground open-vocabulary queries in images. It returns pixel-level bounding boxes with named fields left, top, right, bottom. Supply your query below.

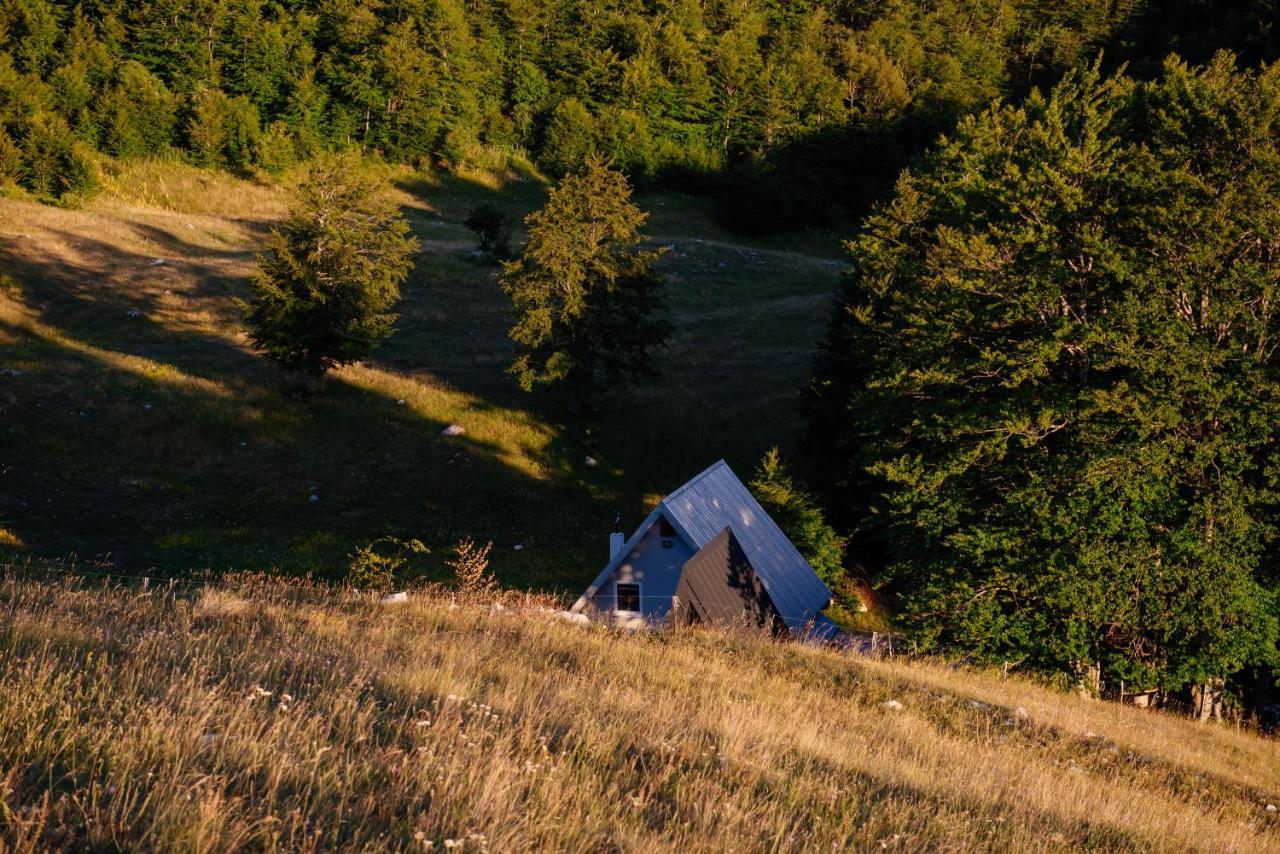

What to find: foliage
left=446, top=538, right=496, bottom=598
left=463, top=204, right=512, bottom=258
left=748, top=447, right=845, bottom=586
left=501, top=156, right=668, bottom=399
left=242, top=154, right=417, bottom=386
left=5, top=0, right=1249, bottom=229
left=346, top=535, right=428, bottom=591
left=806, top=56, right=1280, bottom=693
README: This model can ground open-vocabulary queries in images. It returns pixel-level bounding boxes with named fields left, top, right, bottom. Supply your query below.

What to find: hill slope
left=0, top=160, right=842, bottom=589
left=2, top=574, right=1277, bottom=851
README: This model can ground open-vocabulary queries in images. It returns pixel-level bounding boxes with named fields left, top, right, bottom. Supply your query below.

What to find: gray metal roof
left=572, top=460, right=831, bottom=634
left=660, top=460, right=831, bottom=631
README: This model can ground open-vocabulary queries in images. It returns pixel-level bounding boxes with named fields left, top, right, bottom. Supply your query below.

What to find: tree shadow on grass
left=0, top=219, right=608, bottom=595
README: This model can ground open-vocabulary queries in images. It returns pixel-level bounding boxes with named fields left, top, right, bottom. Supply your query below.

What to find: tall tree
left=242, top=154, right=417, bottom=390
left=501, top=155, right=668, bottom=400
left=806, top=56, right=1280, bottom=694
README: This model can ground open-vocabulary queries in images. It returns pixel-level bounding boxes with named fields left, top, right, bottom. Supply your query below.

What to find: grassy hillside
left=1, top=573, right=1277, bottom=851
left=0, top=159, right=843, bottom=591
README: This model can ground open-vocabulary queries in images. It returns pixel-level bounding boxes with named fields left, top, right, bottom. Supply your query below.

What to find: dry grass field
left=1, top=572, right=1277, bottom=852
left=0, top=158, right=843, bottom=592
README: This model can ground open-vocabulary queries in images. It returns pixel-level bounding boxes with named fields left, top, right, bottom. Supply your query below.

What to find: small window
left=615, top=582, right=641, bottom=613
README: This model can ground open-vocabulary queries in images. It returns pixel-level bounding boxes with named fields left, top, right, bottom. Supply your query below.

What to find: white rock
left=126, top=309, right=142, bottom=318
left=149, top=258, right=166, bottom=266
left=397, top=399, right=406, bottom=405
left=142, top=403, right=153, bottom=411
left=880, top=699, right=904, bottom=711
left=584, top=455, right=598, bottom=466
left=553, top=610, right=590, bottom=625
left=381, top=591, right=409, bottom=604
left=1267, top=804, right=1277, bottom=813
left=1015, top=706, right=1029, bottom=719
left=308, top=494, right=320, bottom=503
left=441, top=423, right=465, bottom=436
left=512, top=544, right=523, bottom=551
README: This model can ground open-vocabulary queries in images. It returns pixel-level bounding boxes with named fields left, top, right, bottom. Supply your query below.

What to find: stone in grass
left=382, top=591, right=409, bottom=604
left=441, top=423, right=465, bottom=437
left=584, top=455, right=598, bottom=467
left=308, top=494, right=319, bottom=503
left=513, top=544, right=524, bottom=551
left=880, top=699, right=904, bottom=711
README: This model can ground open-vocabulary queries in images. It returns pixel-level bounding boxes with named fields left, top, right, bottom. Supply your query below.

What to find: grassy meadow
left=0, top=158, right=844, bottom=592
left=1, top=573, right=1277, bottom=851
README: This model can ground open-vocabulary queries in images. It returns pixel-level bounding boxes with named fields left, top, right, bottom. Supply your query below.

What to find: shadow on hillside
left=0, top=221, right=614, bottom=594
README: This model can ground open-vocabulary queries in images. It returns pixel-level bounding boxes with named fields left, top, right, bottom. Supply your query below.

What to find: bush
left=347, top=536, right=428, bottom=592
left=463, top=204, right=512, bottom=257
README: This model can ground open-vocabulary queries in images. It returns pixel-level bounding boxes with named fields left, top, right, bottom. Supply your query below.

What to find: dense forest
left=1, top=0, right=1275, bottom=228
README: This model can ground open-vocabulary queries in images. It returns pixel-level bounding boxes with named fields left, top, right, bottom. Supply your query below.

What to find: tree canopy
left=501, top=156, right=667, bottom=399
left=242, top=155, right=417, bottom=387
left=7, top=0, right=1267, bottom=225
left=806, top=55, right=1280, bottom=693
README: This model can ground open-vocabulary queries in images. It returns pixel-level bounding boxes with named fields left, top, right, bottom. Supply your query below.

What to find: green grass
left=0, top=159, right=845, bottom=594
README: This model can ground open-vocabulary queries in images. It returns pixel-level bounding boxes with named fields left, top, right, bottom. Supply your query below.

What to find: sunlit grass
left=0, top=574, right=1276, bottom=852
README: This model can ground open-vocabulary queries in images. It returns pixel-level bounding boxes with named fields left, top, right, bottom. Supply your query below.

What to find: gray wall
left=592, top=515, right=693, bottom=621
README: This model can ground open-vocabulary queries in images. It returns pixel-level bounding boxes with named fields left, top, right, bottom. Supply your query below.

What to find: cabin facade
left=571, top=460, right=839, bottom=639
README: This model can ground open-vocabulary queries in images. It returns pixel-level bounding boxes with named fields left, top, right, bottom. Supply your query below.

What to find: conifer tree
left=749, top=448, right=846, bottom=586
left=501, top=156, right=668, bottom=401
left=242, top=155, right=417, bottom=391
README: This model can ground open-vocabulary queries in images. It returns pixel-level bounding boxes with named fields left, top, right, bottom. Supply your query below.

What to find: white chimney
left=609, top=531, right=625, bottom=559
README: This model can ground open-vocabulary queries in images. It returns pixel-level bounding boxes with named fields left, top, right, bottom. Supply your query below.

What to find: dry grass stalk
left=447, top=538, right=496, bottom=600
left=0, top=575, right=1277, bottom=852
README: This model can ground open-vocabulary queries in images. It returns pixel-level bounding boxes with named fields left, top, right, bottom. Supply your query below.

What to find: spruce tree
left=242, top=155, right=417, bottom=391
left=501, top=156, right=668, bottom=401
left=749, top=448, right=846, bottom=586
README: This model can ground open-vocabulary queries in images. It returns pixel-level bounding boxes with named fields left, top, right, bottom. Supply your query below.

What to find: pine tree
left=242, top=154, right=417, bottom=390
left=749, top=448, right=846, bottom=586
left=501, top=156, right=668, bottom=401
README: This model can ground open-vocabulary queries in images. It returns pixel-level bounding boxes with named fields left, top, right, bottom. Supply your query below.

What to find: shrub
left=463, top=204, right=512, bottom=257
left=446, top=538, right=495, bottom=598
left=347, top=536, right=428, bottom=592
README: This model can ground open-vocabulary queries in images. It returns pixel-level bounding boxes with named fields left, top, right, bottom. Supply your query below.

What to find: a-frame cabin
left=571, top=460, right=839, bottom=639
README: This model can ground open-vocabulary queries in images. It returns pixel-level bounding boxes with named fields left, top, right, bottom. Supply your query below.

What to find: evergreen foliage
left=501, top=156, right=667, bottom=399
left=806, top=56, right=1280, bottom=693
left=242, top=155, right=417, bottom=388
left=5, top=0, right=1252, bottom=227
left=748, top=447, right=846, bottom=586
